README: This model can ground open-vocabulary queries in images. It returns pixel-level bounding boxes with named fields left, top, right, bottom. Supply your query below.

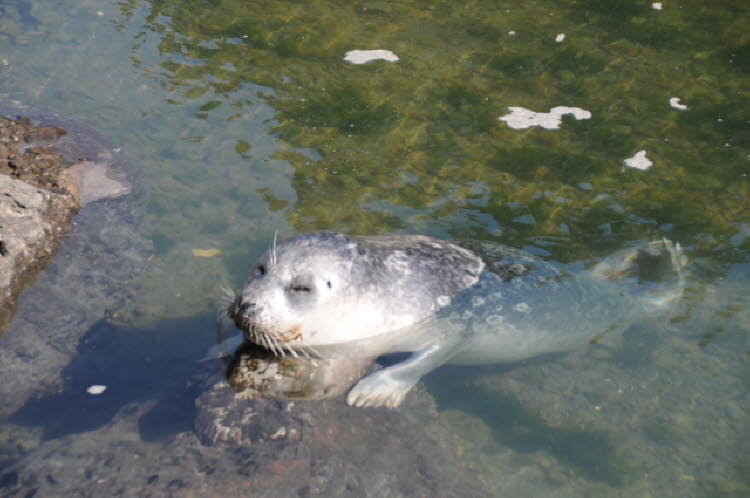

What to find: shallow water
left=1, top=0, right=748, bottom=495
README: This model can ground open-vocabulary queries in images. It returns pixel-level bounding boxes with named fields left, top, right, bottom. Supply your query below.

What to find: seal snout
left=227, top=292, right=307, bottom=357
left=236, top=298, right=252, bottom=314
left=229, top=296, right=255, bottom=328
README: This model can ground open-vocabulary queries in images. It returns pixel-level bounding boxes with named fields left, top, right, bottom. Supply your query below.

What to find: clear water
left=1, top=0, right=748, bottom=495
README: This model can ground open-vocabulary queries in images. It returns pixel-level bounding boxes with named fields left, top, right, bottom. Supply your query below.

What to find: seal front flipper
left=346, top=334, right=464, bottom=409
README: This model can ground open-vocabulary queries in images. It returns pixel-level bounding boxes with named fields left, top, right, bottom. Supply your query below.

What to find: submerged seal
left=229, top=232, right=686, bottom=408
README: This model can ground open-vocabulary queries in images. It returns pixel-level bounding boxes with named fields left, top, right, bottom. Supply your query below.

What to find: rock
left=1, top=369, right=490, bottom=497
left=0, top=175, right=77, bottom=330
left=184, top=345, right=490, bottom=496
left=223, top=342, right=375, bottom=403
left=0, top=114, right=80, bottom=331
left=0, top=105, right=151, bottom=418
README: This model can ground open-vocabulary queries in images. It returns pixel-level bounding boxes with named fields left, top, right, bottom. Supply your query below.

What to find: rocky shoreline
left=0, top=114, right=80, bottom=332
left=0, top=106, right=149, bottom=419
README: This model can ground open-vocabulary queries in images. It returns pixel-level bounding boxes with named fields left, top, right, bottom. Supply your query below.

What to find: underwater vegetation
left=119, top=0, right=749, bottom=261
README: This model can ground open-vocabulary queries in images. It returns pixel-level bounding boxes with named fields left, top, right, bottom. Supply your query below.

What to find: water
left=1, top=0, right=748, bottom=495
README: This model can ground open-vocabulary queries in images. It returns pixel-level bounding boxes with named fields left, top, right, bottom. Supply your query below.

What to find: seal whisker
left=307, top=345, right=321, bottom=360
left=296, top=345, right=313, bottom=360
left=286, top=343, right=300, bottom=358
left=275, top=338, right=287, bottom=358
left=261, top=330, right=275, bottom=354
left=268, top=332, right=284, bottom=357
left=270, top=229, right=278, bottom=267
left=267, top=336, right=276, bottom=355
left=215, top=307, right=230, bottom=322
left=253, top=326, right=267, bottom=352
left=220, top=284, right=235, bottom=302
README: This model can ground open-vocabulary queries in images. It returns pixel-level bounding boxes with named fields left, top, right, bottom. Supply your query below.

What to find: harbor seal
left=229, top=232, right=686, bottom=408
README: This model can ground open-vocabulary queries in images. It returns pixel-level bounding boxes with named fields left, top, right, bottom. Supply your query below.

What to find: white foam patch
left=514, top=302, right=530, bottom=312
left=624, top=150, right=653, bottom=170
left=385, top=251, right=412, bottom=275
left=437, top=295, right=451, bottom=307
left=344, top=50, right=399, bottom=65
left=555, top=33, right=565, bottom=43
left=463, top=274, right=479, bottom=287
left=471, top=296, right=486, bottom=307
left=499, top=106, right=592, bottom=130
left=87, top=385, right=107, bottom=395
left=652, top=3, right=663, bottom=10
left=669, top=97, right=688, bottom=110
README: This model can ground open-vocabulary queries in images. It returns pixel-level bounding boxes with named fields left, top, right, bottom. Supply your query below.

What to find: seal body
left=230, top=232, right=685, bottom=408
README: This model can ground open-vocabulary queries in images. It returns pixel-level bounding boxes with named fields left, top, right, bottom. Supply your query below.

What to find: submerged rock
left=2, top=360, right=490, bottom=497
left=181, top=343, right=487, bottom=495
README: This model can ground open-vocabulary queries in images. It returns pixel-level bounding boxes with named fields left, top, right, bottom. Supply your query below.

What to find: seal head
left=229, top=231, right=484, bottom=356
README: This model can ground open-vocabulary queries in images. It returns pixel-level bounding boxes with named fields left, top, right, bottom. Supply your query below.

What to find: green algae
left=121, top=0, right=749, bottom=261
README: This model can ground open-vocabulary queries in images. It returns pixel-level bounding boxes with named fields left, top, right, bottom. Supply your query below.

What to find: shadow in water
left=9, top=314, right=220, bottom=442
left=425, top=364, right=634, bottom=487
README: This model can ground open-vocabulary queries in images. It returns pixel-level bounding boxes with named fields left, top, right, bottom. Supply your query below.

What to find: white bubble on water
left=344, top=50, right=399, bottom=64
left=87, top=385, right=107, bottom=395
left=624, top=150, right=653, bottom=170
left=499, top=106, right=591, bottom=130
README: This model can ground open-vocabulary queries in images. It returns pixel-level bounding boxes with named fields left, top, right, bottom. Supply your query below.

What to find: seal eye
left=290, top=284, right=311, bottom=292
left=326, top=281, right=332, bottom=289
left=257, top=264, right=266, bottom=276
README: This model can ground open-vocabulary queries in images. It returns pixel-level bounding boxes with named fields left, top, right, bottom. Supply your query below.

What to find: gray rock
left=1, top=371, right=489, bottom=497
left=0, top=174, right=76, bottom=330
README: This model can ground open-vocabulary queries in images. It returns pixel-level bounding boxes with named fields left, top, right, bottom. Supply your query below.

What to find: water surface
left=1, top=0, right=748, bottom=496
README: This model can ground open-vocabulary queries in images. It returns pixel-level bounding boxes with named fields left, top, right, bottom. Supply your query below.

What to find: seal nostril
left=230, top=297, right=252, bottom=316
